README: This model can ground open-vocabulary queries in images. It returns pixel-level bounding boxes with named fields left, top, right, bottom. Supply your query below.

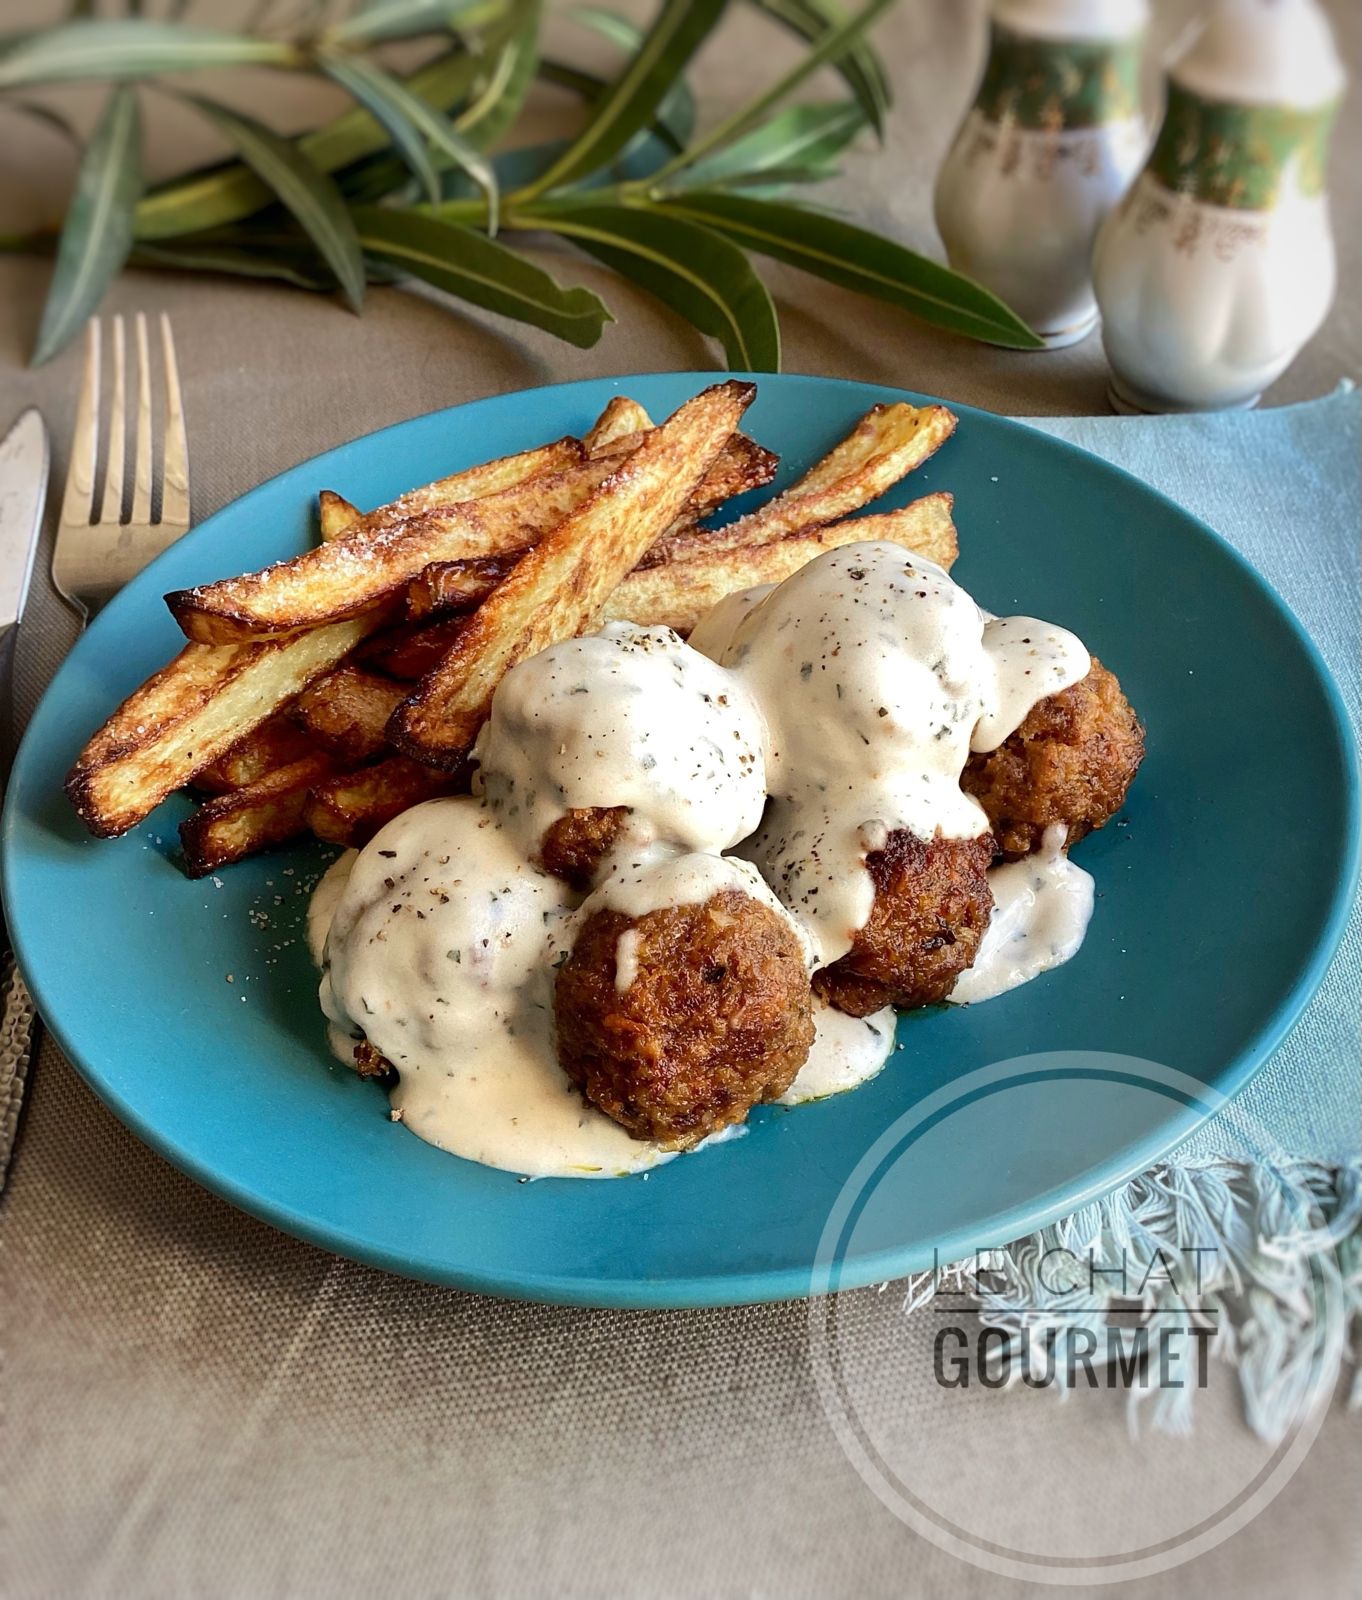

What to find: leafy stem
left=5, top=0, right=1042, bottom=367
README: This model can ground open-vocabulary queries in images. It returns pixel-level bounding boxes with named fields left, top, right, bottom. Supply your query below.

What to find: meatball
left=352, top=1040, right=396, bottom=1083
left=555, top=889, right=814, bottom=1147
left=814, top=830, right=995, bottom=1016
left=538, top=805, right=629, bottom=889
left=963, top=659, right=1144, bottom=860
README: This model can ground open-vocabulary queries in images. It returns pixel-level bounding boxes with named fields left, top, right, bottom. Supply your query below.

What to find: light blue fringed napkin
left=930, top=387, right=1362, bottom=1442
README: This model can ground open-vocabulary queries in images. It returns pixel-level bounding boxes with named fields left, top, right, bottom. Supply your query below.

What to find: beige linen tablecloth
left=2, top=3, right=1359, bottom=1596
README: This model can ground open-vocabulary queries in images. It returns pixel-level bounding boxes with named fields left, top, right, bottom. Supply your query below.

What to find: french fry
left=409, top=491, right=957, bottom=626
left=294, top=664, right=407, bottom=762
left=72, top=414, right=730, bottom=842
left=585, top=396, right=652, bottom=455
left=167, top=458, right=624, bottom=644
left=406, top=556, right=515, bottom=620
left=645, top=402, right=955, bottom=565
left=191, top=714, right=316, bottom=794
left=171, top=428, right=780, bottom=646
left=318, top=489, right=362, bottom=542
left=361, top=615, right=470, bottom=681
left=652, top=433, right=777, bottom=522
left=68, top=436, right=575, bottom=836
left=400, top=429, right=780, bottom=624
left=179, top=752, right=339, bottom=877
left=305, top=756, right=464, bottom=848
left=67, top=617, right=379, bottom=838
left=349, top=437, right=583, bottom=539
left=602, top=496, right=958, bottom=634
left=387, top=380, right=756, bottom=768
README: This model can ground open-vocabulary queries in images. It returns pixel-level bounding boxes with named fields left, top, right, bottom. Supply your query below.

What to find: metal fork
left=53, top=312, right=191, bottom=620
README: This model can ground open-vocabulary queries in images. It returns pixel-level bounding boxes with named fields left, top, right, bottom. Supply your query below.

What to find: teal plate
left=3, top=374, right=1356, bottom=1306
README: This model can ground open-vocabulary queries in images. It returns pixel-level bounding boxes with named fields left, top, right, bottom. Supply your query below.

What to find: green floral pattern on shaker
left=1148, top=82, right=1339, bottom=210
left=975, top=24, right=1142, bottom=131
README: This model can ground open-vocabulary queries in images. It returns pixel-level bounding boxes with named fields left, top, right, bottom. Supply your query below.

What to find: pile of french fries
left=67, top=382, right=960, bottom=877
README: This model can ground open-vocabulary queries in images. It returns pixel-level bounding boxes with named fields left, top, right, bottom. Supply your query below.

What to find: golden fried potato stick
left=70, top=432, right=638, bottom=839
left=169, top=432, right=777, bottom=645
left=347, top=437, right=583, bottom=540
left=318, top=490, right=362, bottom=542
left=318, top=401, right=656, bottom=547
left=305, top=756, right=464, bottom=848
left=387, top=380, right=756, bottom=768
left=168, top=457, right=619, bottom=644
left=647, top=402, right=955, bottom=565
left=584, top=396, right=652, bottom=455
left=406, top=555, right=518, bottom=619
left=361, top=615, right=469, bottom=681
left=408, top=494, right=958, bottom=634
left=191, top=714, right=316, bottom=794
left=293, top=664, right=407, bottom=762
left=602, top=496, right=958, bottom=634
left=67, top=617, right=381, bottom=838
left=179, top=751, right=339, bottom=877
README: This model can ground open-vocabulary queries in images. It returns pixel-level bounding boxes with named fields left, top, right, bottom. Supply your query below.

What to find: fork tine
left=158, top=313, right=190, bottom=529
left=98, top=316, right=126, bottom=527
left=129, top=311, right=153, bottom=527
left=59, top=316, right=100, bottom=529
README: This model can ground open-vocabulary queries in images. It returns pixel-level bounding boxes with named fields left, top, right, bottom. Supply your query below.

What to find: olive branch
left=1, top=0, right=1042, bottom=367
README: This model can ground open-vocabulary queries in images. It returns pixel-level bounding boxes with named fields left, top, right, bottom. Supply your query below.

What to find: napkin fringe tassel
left=902, top=1156, right=1362, bottom=1442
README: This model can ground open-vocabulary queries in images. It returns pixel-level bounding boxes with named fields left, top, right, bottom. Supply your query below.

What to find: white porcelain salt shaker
left=934, top=0, right=1149, bottom=349
left=1093, top=0, right=1345, bottom=413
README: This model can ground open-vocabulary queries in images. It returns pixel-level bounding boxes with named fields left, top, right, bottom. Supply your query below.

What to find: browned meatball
left=538, top=806, right=630, bottom=889
left=814, top=830, right=995, bottom=1017
left=555, top=889, right=814, bottom=1147
left=352, top=1040, right=396, bottom=1083
left=962, top=659, right=1145, bottom=860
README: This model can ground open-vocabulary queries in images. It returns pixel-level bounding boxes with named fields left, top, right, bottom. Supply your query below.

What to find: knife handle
left=0, top=950, right=36, bottom=1192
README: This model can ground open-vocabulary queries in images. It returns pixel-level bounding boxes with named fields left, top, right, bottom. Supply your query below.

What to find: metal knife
left=0, top=409, right=50, bottom=1192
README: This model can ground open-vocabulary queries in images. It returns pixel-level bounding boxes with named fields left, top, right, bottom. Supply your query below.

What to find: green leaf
left=327, top=3, right=538, bottom=212
left=0, top=21, right=298, bottom=90
left=747, top=0, right=890, bottom=137
left=664, top=101, right=863, bottom=189
left=133, top=236, right=336, bottom=292
left=318, top=54, right=442, bottom=201
left=516, top=0, right=728, bottom=199
left=453, top=0, right=541, bottom=152
left=185, top=96, right=366, bottom=311
left=324, top=0, right=493, bottom=46
left=353, top=205, right=611, bottom=347
left=538, top=58, right=692, bottom=154
left=651, top=0, right=893, bottom=183
left=567, top=5, right=696, bottom=155
left=32, top=87, right=142, bottom=366
left=134, top=46, right=482, bottom=240
left=319, top=53, right=500, bottom=228
left=685, top=163, right=847, bottom=195
left=655, top=192, right=1044, bottom=348
left=522, top=200, right=780, bottom=371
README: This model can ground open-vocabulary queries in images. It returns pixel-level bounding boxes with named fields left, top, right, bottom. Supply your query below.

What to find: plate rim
left=4, top=369, right=1358, bottom=1308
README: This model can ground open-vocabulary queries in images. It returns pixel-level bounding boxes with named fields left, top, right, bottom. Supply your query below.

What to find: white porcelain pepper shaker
left=1093, top=0, right=1345, bottom=413
left=934, top=0, right=1149, bottom=349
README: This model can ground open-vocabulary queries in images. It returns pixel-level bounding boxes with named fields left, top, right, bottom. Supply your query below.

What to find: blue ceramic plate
left=3, top=374, right=1356, bottom=1307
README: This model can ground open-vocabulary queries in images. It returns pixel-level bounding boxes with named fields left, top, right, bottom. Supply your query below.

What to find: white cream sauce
left=948, top=826, right=1095, bottom=1006
left=474, top=621, right=767, bottom=862
left=318, top=798, right=667, bottom=1177
left=310, top=541, right=1100, bottom=1179
left=695, top=544, right=1087, bottom=965
left=779, top=1003, right=897, bottom=1105
left=573, top=846, right=816, bottom=1002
